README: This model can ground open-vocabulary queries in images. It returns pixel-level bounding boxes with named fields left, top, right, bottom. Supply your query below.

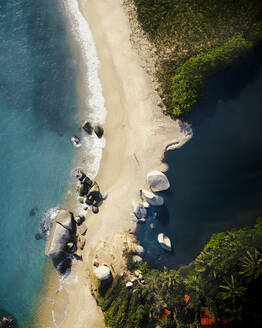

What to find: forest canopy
left=96, top=218, right=262, bottom=328
left=129, top=0, right=262, bottom=117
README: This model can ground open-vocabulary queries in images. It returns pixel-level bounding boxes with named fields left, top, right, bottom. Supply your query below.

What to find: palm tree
left=240, top=249, right=262, bottom=282
left=220, top=275, right=247, bottom=323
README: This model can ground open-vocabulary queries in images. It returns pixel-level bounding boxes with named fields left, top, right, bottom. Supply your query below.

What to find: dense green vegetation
left=96, top=218, right=262, bottom=327
left=171, top=34, right=253, bottom=116
left=129, top=0, right=262, bottom=117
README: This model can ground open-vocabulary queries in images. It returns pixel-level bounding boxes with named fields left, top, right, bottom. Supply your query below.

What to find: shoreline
left=36, top=0, right=191, bottom=327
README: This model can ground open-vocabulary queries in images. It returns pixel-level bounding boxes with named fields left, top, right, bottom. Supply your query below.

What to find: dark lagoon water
left=137, top=55, right=262, bottom=269
left=0, top=0, right=79, bottom=326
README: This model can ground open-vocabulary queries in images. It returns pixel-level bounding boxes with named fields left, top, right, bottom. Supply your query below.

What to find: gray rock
left=134, top=245, right=145, bottom=256
left=94, top=125, right=104, bottom=138
left=134, top=203, right=147, bottom=219
left=94, top=265, right=111, bottom=280
left=147, top=171, right=170, bottom=192
left=93, top=259, right=99, bottom=267
left=86, top=182, right=103, bottom=206
left=157, top=233, right=172, bottom=252
left=141, top=189, right=164, bottom=206
left=66, top=242, right=76, bottom=252
left=74, top=216, right=85, bottom=226
left=82, top=120, right=93, bottom=134
left=45, top=223, right=71, bottom=259
left=132, top=255, right=143, bottom=266
left=78, top=177, right=93, bottom=196
left=92, top=206, right=99, bottom=214
left=56, top=210, right=74, bottom=231
left=88, top=181, right=100, bottom=193
left=78, top=223, right=87, bottom=236
left=71, top=136, right=81, bottom=148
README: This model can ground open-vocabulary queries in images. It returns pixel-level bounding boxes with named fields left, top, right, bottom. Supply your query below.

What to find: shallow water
left=137, top=56, right=262, bottom=269
left=0, top=0, right=79, bottom=326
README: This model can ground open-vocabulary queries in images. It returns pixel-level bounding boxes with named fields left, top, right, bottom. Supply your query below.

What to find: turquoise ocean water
left=0, top=0, right=79, bottom=325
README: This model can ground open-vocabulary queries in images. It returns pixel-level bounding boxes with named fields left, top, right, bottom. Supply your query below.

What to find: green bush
left=170, top=34, right=253, bottom=117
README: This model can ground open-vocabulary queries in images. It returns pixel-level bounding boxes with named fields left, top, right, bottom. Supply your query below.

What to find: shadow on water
left=136, top=51, right=262, bottom=269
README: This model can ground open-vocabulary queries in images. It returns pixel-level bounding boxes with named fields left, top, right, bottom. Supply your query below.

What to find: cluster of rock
left=74, top=169, right=104, bottom=214
left=133, top=170, right=172, bottom=252
left=45, top=209, right=87, bottom=275
left=125, top=269, right=146, bottom=288
left=82, top=121, right=104, bottom=138
left=70, top=121, right=104, bottom=149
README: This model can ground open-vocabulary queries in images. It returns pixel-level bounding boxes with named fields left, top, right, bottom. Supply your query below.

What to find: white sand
left=36, top=0, right=191, bottom=327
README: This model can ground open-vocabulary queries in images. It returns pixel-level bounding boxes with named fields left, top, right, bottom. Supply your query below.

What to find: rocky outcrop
left=157, top=233, right=172, bottom=252
left=133, top=203, right=147, bottom=219
left=147, top=171, right=170, bottom=192
left=86, top=182, right=103, bottom=207
left=140, top=189, right=164, bottom=206
left=78, top=176, right=93, bottom=197
left=132, top=255, right=143, bottom=265
left=94, top=125, right=104, bottom=138
left=73, top=169, right=86, bottom=182
left=55, top=210, right=74, bottom=231
left=45, top=223, right=71, bottom=258
left=94, top=265, right=111, bottom=281
left=82, top=120, right=93, bottom=134
left=45, top=209, right=76, bottom=274
left=82, top=121, right=104, bottom=138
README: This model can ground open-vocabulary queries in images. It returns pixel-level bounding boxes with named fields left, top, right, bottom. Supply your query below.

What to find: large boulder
left=157, top=233, right=172, bottom=252
left=82, top=120, right=93, bottom=134
left=55, top=210, right=74, bottom=231
left=141, top=189, right=164, bottom=206
left=45, top=223, right=71, bottom=259
left=94, top=125, right=104, bottom=138
left=94, top=265, right=111, bottom=281
left=147, top=171, right=170, bottom=192
left=133, top=203, right=147, bottom=219
left=45, top=209, right=76, bottom=274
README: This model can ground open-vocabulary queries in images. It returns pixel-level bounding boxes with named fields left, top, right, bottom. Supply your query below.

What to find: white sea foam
left=41, top=206, right=60, bottom=239
left=62, top=0, right=107, bottom=180
left=62, top=0, right=106, bottom=124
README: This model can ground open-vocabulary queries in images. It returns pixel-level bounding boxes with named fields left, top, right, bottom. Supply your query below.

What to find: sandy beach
left=36, top=0, right=191, bottom=327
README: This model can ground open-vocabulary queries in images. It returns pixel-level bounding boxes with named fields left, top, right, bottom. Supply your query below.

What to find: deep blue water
left=0, top=0, right=78, bottom=326
left=137, top=56, right=262, bottom=269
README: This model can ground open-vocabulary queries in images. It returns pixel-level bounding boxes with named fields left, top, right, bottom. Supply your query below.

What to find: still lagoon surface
left=137, top=56, right=262, bottom=269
